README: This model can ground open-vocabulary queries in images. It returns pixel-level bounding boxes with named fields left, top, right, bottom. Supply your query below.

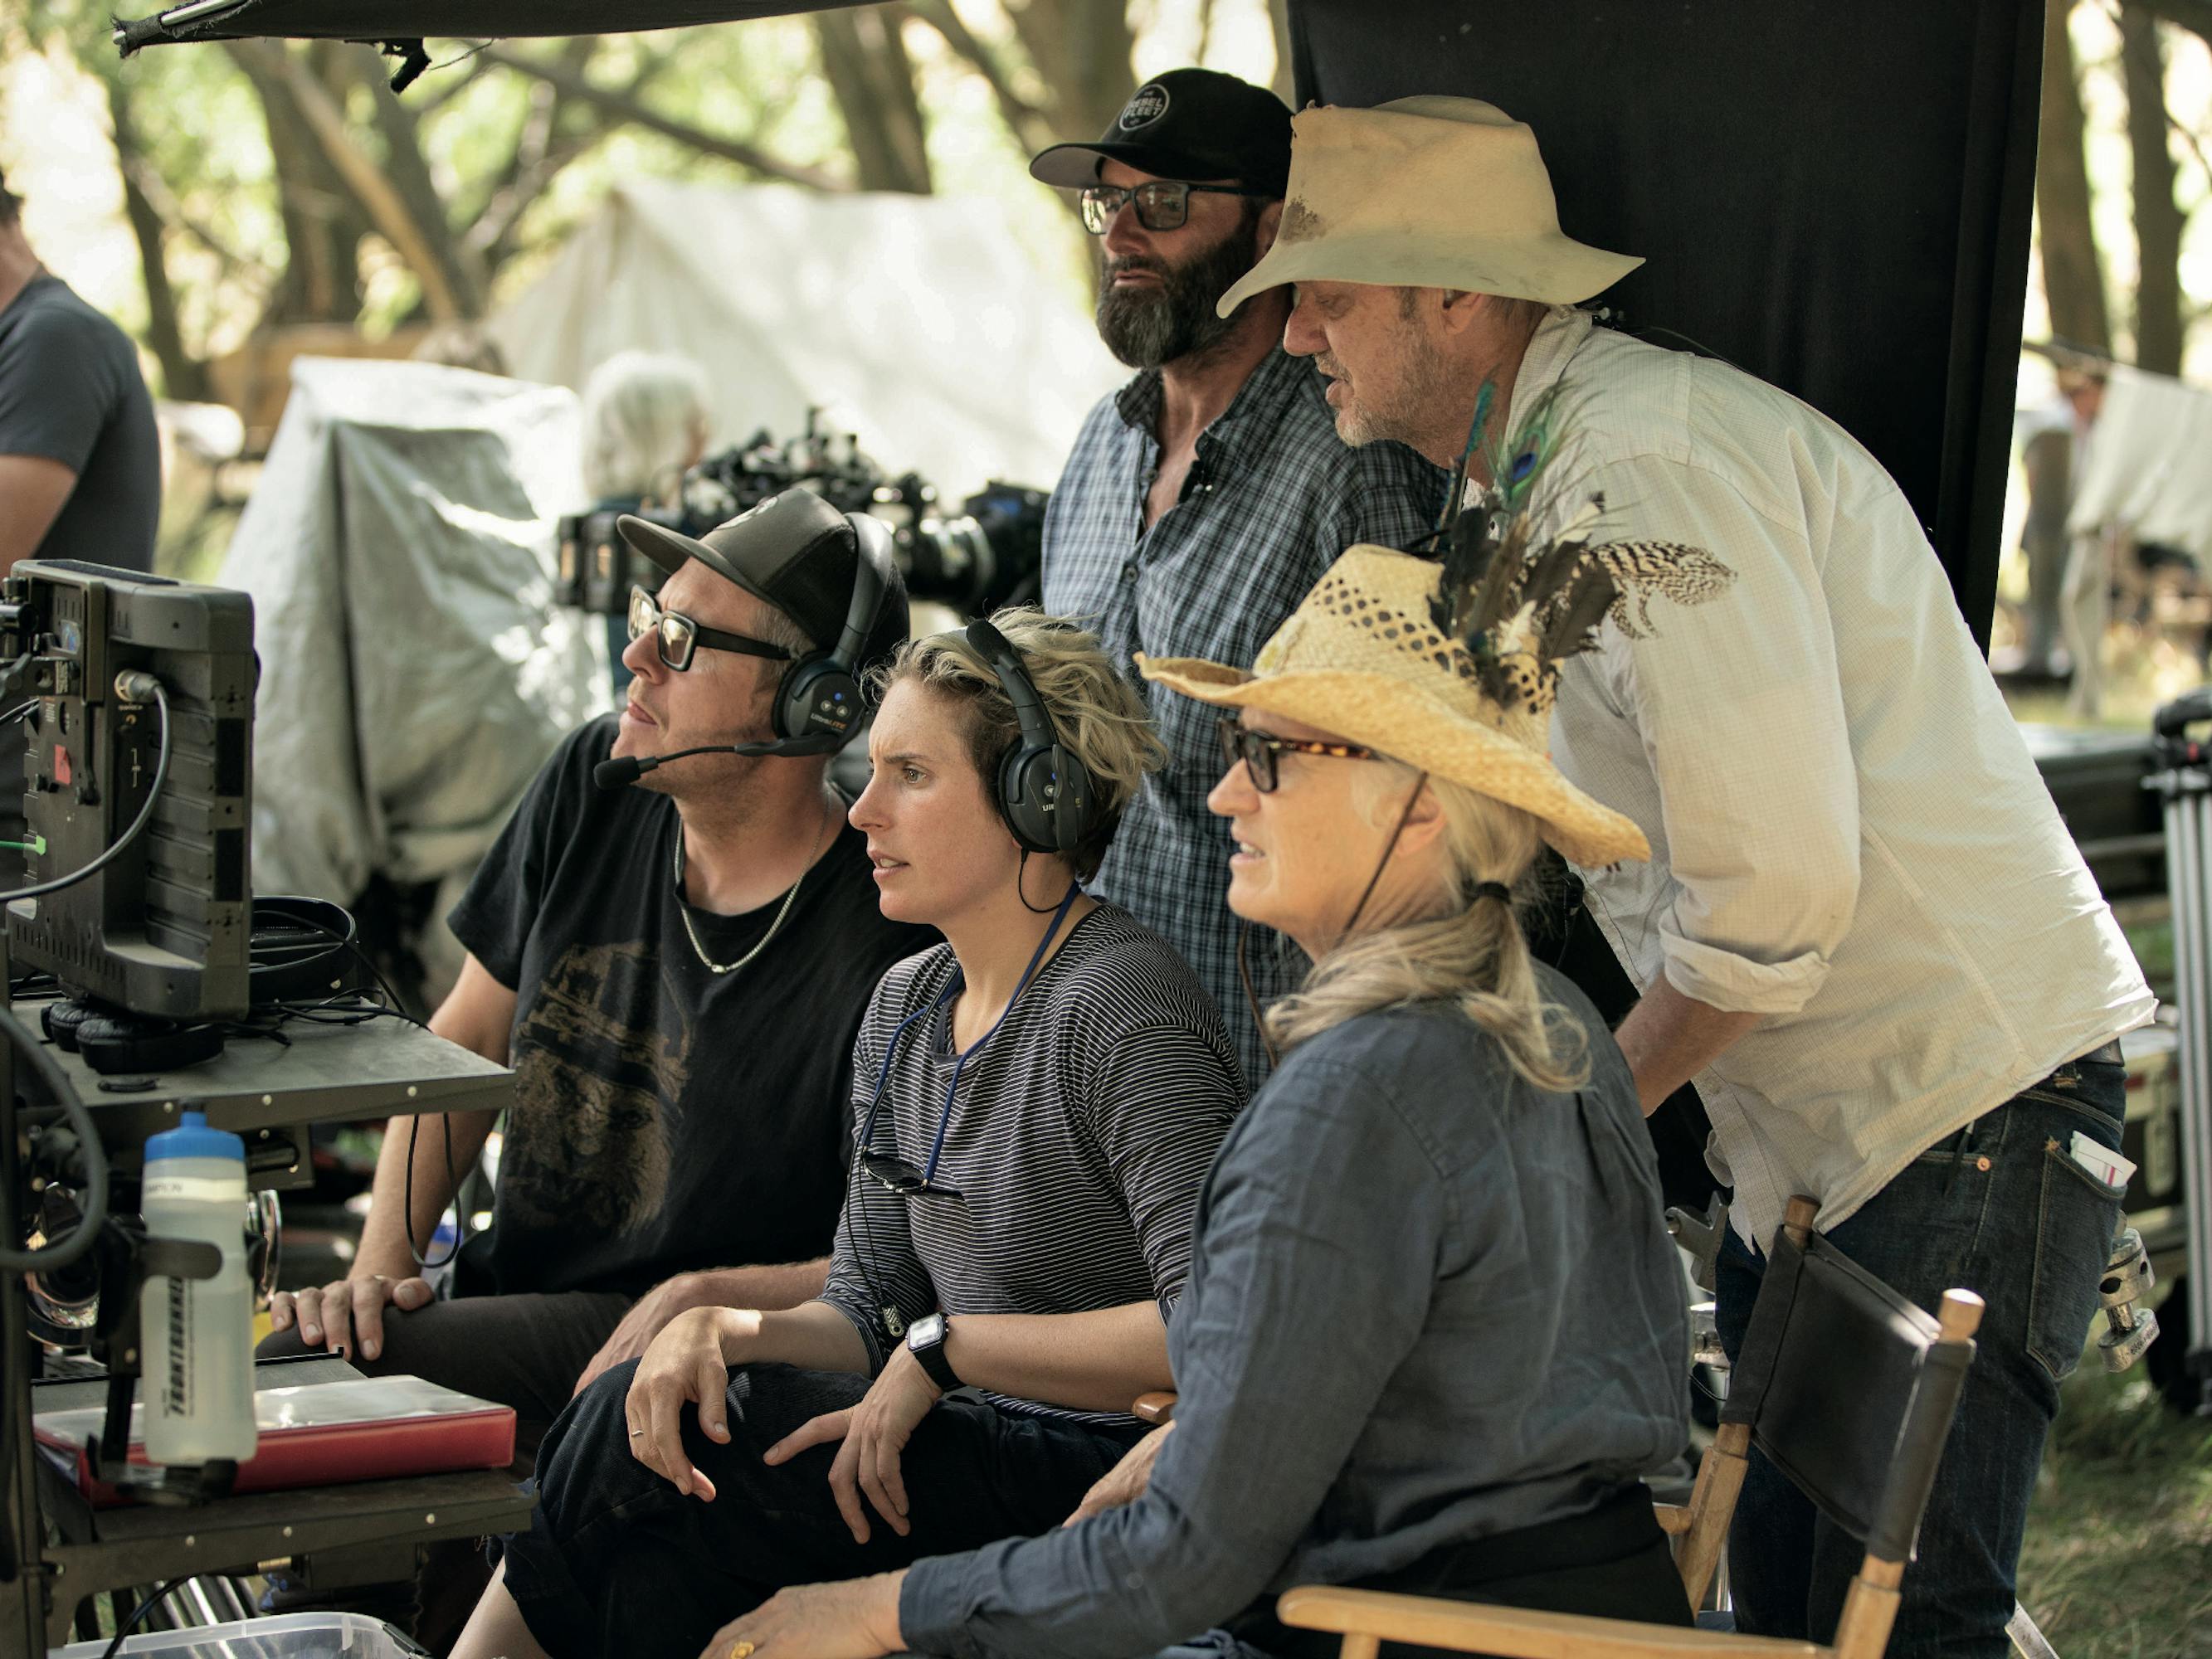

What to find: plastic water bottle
left=140, top=1111, right=257, bottom=1466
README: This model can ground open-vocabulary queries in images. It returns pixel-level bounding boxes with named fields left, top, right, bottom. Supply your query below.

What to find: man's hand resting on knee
left=268, top=1272, right=434, bottom=1362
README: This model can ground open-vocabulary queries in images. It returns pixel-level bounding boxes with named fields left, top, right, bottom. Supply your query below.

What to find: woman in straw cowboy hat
left=703, top=517, right=1695, bottom=1659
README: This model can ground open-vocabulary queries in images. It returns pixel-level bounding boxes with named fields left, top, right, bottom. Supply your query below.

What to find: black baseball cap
left=617, top=491, right=909, bottom=665
left=1030, top=69, right=1292, bottom=197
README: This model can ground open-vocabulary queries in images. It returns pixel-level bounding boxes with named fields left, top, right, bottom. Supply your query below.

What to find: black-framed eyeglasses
left=1079, top=181, right=1273, bottom=235
left=627, top=585, right=794, bottom=674
left=1217, top=714, right=1377, bottom=794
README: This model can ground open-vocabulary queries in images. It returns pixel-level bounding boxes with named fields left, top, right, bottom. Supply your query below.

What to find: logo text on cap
left=1119, top=85, right=1170, bottom=130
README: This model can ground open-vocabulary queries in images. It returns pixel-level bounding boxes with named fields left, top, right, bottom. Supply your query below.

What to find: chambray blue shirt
left=899, top=972, right=1691, bottom=1658
left=1042, top=348, right=1446, bottom=1083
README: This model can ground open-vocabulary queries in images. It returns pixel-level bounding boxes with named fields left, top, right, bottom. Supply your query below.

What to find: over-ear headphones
left=768, top=513, right=899, bottom=756
left=962, top=618, right=1105, bottom=858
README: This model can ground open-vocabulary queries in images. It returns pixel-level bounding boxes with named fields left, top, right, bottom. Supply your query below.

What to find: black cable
left=101, top=1575, right=191, bottom=1659
left=0, top=1005, right=108, bottom=1272
left=1014, top=849, right=1063, bottom=915
left=0, top=683, right=172, bottom=907
left=402, top=1109, right=464, bottom=1273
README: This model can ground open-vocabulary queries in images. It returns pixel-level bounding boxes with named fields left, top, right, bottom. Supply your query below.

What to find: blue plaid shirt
left=1043, top=347, right=1447, bottom=1082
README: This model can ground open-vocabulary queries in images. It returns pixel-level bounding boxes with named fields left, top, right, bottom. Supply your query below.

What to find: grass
left=2016, top=1359, right=2212, bottom=1657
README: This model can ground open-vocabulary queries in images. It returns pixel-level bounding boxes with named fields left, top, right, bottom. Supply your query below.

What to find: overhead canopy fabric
left=486, top=178, right=1123, bottom=494
left=114, top=0, right=845, bottom=50
left=1284, top=0, right=2039, bottom=641
left=116, top=0, right=2039, bottom=634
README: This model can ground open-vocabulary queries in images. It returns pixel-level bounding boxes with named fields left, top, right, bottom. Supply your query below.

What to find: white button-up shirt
left=1503, top=309, right=2155, bottom=1247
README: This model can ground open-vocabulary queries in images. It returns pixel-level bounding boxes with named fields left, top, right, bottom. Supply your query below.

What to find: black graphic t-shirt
left=447, top=715, right=938, bottom=1300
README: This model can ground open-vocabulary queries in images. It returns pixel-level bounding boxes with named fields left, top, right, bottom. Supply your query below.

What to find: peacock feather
left=1424, top=384, right=1737, bottom=718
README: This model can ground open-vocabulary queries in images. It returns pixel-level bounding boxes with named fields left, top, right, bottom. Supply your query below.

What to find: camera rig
left=557, top=412, right=1050, bottom=622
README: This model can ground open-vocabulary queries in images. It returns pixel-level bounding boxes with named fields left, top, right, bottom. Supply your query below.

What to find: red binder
left=35, top=1375, right=517, bottom=1506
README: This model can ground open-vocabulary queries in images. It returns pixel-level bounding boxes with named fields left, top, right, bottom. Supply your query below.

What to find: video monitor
left=1, top=561, right=255, bottom=1019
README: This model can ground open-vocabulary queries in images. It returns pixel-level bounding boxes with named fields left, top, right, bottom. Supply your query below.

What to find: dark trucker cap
left=616, top=490, right=909, bottom=666
left=1030, top=68, right=1292, bottom=197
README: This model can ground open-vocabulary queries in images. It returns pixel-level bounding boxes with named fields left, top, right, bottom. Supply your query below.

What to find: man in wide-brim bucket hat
left=1227, top=90, right=2157, bottom=1659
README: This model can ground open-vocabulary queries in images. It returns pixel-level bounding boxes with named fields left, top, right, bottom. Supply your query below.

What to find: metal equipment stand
left=0, top=944, right=525, bottom=1651
left=2146, top=688, right=2212, bottom=1412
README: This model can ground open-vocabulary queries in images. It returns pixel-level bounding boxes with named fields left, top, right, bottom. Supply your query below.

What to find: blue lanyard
left=857, top=883, right=1082, bottom=1187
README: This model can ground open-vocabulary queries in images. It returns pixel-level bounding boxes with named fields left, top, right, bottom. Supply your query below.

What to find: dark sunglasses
left=857, top=1148, right=964, bottom=1201
left=1079, top=181, right=1273, bottom=235
left=1217, top=714, right=1378, bottom=794
left=627, top=585, right=793, bottom=674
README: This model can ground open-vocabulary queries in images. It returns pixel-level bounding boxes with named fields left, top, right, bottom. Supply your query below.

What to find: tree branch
left=231, top=39, right=466, bottom=319
left=478, top=45, right=852, bottom=192
left=905, top=0, right=1055, bottom=152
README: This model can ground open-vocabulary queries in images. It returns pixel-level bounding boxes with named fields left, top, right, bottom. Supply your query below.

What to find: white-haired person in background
left=580, top=349, right=713, bottom=693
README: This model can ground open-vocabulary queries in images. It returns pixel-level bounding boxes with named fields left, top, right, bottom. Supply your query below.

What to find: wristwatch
left=905, top=1311, right=961, bottom=1392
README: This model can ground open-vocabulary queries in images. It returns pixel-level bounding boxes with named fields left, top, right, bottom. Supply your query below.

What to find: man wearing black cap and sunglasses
left=1032, top=69, right=1445, bottom=1085
left=266, top=493, right=937, bottom=1492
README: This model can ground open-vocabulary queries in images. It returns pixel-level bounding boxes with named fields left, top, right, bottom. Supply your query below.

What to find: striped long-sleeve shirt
left=819, top=903, right=1245, bottom=1425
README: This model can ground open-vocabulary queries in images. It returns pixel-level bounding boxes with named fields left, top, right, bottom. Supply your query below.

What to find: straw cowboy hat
left=1216, top=96, right=1641, bottom=317
left=1138, top=545, right=1650, bottom=868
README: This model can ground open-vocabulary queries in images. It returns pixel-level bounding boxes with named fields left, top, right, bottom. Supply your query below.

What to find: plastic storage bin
left=53, top=1611, right=427, bottom=1657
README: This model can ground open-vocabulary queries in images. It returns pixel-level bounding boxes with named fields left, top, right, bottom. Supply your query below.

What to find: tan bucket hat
left=1216, top=96, right=1642, bottom=317
left=1138, top=546, right=1649, bottom=868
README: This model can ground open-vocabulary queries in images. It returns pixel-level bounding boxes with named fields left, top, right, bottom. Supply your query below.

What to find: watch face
left=908, top=1313, right=944, bottom=1350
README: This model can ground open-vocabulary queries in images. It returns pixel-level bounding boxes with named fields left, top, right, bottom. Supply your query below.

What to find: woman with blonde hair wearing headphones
left=451, top=611, right=1245, bottom=1659
left=709, top=486, right=1704, bottom=1657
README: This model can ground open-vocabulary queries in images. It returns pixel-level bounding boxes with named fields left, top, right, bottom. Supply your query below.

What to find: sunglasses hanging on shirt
left=854, top=883, right=1081, bottom=1199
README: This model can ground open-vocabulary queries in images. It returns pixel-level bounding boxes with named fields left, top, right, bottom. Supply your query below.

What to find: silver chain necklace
left=672, top=799, right=833, bottom=976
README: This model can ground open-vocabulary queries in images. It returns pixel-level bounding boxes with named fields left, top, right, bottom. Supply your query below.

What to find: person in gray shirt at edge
left=1031, top=68, right=1445, bottom=1087
left=709, top=537, right=1692, bottom=1659
left=0, top=167, right=159, bottom=576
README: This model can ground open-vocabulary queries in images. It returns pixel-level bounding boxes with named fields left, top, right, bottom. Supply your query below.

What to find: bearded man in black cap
left=1032, top=69, right=1445, bottom=1085
left=265, top=494, right=934, bottom=1457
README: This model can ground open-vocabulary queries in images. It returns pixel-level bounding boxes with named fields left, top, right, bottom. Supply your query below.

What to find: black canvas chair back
left=1719, top=1216, right=1976, bottom=1567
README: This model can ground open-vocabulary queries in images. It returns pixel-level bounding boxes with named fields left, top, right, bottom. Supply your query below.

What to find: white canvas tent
left=486, top=178, right=1124, bottom=495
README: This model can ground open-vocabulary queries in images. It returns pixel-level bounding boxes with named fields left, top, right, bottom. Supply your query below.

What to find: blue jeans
left=1714, top=1054, right=2127, bottom=1657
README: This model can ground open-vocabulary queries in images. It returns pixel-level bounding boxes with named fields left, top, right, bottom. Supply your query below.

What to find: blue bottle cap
left=144, top=1109, right=244, bottom=1163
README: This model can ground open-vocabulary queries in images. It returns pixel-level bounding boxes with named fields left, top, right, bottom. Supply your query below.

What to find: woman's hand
left=764, top=1342, right=942, bottom=1544
left=627, top=1305, right=753, bottom=1499
left=1065, top=1419, right=1174, bottom=1525
left=699, top=1573, right=906, bottom=1659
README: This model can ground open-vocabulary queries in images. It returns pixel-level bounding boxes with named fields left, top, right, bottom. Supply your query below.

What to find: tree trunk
left=347, top=46, right=488, bottom=318
left=1269, top=0, right=1296, bottom=104
left=2122, top=6, right=2185, bottom=373
left=2128, top=0, right=2212, bottom=45
left=2036, top=0, right=2111, bottom=354
left=1006, top=0, right=1136, bottom=143
left=227, top=41, right=366, bottom=324
left=814, top=6, right=933, bottom=193
left=104, top=74, right=209, bottom=401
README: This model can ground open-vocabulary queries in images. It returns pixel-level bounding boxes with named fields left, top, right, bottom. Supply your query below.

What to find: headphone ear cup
left=997, top=744, right=1104, bottom=858
left=996, top=745, right=1056, bottom=854
left=76, top=1014, right=225, bottom=1076
left=777, top=656, right=862, bottom=746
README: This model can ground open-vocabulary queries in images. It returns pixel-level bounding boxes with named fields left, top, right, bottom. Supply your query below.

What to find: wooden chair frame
left=1272, top=1197, right=1985, bottom=1659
